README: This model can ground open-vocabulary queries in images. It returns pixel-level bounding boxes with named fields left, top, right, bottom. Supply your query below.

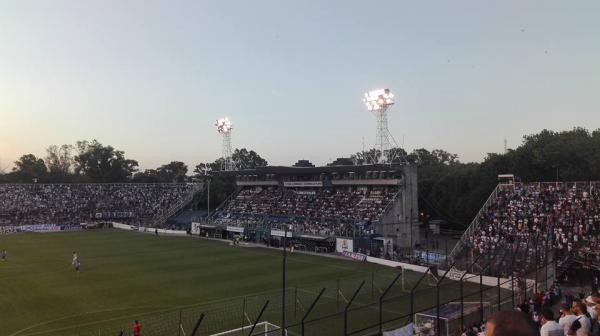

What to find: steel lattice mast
left=215, top=117, right=235, bottom=171
left=363, top=88, right=395, bottom=163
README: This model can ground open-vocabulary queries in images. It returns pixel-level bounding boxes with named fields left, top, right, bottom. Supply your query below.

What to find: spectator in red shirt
left=132, top=320, right=142, bottom=336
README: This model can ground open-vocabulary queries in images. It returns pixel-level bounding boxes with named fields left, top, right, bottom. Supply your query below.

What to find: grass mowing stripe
left=0, top=230, right=390, bottom=336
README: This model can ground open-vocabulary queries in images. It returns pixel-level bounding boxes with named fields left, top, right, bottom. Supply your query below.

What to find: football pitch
left=0, top=230, right=504, bottom=336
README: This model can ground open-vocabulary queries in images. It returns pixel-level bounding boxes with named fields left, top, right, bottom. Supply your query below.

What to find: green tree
left=350, top=148, right=382, bottom=164
left=74, top=140, right=138, bottom=182
left=406, top=148, right=458, bottom=166
left=12, top=154, right=47, bottom=182
left=45, top=144, right=75, bottom=182
left=132, top=169, right=163, bottom=183
left=232, top=148, right=268, bottom=169
left=156, top=161, right=188, bottom=182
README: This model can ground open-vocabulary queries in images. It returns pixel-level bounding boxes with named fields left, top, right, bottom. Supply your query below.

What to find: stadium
left=2, top=94, right=599, bottom=336
left=2, top=3, right=600, bottom=336
left=3, top=158, right=586, bottom=336
left=1, top=92, right=599, bottom=336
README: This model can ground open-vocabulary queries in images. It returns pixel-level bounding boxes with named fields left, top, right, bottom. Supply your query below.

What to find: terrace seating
left=0, top=183, right=197, bottom=225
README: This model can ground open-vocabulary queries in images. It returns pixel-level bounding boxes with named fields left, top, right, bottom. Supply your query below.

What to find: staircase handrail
left=447, top=183, right=503, bottom=264
left=152, top=183, right=204, bottom=227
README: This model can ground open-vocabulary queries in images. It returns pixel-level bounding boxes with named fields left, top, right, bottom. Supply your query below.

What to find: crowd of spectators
left=213, top=186, right=398, bottom=236
left=0, top=225, right=16, bottom=235
left=465, top=182, right=600, bottom=275
left=0, top=183, right=196, bottom=225
left=455, top=284, right=600, bottom=336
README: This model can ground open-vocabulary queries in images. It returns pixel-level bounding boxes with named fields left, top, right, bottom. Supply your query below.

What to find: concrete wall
left=376, top=165, right=419, bottom=249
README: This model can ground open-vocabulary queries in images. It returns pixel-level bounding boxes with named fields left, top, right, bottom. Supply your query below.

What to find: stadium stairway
left=208, top=186, right=243, bottom=220
left=152, top=182, right=205, bottom=227
left=445, top=183, right=505, bottom=267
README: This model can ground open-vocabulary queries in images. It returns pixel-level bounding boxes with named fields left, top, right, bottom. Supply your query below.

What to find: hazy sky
left=1, top=1, right=599, bottom=171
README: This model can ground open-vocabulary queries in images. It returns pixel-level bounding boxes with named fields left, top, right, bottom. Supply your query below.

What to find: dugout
left=224, top=225, right=245, bottom=240
left=193, top=223, right=226, bottom=239
left=414, top=302, right=492, bottom=336
left=293, top=234, right=335, bottom=253
left=355, top=235, right=394, bottom=258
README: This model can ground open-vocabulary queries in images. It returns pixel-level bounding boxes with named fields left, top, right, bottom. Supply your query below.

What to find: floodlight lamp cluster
left=215, top=117, right=233, bottom=134
left=363, top=88, right=394, bottom=111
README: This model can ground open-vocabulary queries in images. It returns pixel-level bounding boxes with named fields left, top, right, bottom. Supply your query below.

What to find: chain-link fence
left=27, top=255, right=556, bottom=336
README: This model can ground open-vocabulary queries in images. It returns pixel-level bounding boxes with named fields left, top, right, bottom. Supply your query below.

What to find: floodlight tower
left=215, top=117, right=235, bottom=171
left=363, top=88, right=395, bottom=163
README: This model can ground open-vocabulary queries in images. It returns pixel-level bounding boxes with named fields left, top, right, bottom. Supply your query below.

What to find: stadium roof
left=217, top=164, right=411, bottom=176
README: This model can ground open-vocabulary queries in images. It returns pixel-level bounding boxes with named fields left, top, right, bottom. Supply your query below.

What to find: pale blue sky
left=1, top=1, right=599, bottom=170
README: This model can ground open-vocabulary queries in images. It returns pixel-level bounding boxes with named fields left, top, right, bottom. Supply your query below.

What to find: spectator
left=591, top=296, right=600, bottom=336
left=571, top=301, right=592, bottom=336
left=484, top=310, right=535, bottom=336
left=561, top=303, right=579, bottom=336
left=465, top=183, right=600, bottom=277
left=213, top=186, right=399, bottom=237
left=131, top=320, right=142, bottom=336
left=540, top=308, right=564, bottom=336
left=0, top=183, right=196, bottom=226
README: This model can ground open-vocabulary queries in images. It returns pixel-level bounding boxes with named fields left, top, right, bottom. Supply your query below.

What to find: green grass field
left=0, top=230, right=505, bottom=336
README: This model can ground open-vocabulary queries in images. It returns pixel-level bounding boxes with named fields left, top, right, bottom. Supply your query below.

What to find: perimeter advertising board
left=283, top=181, right=323, bottom=188
left=335, top=238, right=354, bottom=253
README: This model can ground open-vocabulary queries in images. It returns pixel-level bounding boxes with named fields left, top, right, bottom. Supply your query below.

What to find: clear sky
left=1, top=1, right=599, bottom=171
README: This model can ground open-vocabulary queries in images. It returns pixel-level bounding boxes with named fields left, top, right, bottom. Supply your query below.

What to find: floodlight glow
left=363, top=88, right=394, bottom=111
left=215, top=117, right=233, bottom=134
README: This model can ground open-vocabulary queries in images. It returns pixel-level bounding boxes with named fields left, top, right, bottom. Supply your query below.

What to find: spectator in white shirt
left=561, top=304, right=580, bottom=336
left=540, top=308, right=564, bottom=336
left=572, top=301, right=592, bottom=336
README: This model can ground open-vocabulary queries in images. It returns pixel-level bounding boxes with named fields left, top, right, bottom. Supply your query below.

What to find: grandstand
left=0, top=174, right=568, bottom=336
left=196, top=164, right=419, bottom=256
left=0, top=183, right=203, bottom=228
left=448, top=177, right=600, bottom=286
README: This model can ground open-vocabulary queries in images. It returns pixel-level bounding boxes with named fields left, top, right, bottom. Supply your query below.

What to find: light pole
left=202, top=169, right=212, bottom=219
left=207, top=178, right=211, bottom=219
left=215, top=117, right=235, bottom=171
left=363, top=88, right=395, bottom=163
left=281, top=225, right=292, bottom=336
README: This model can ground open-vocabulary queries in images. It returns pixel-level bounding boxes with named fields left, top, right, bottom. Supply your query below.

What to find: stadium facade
left=214, top=163, right=419, bottom=250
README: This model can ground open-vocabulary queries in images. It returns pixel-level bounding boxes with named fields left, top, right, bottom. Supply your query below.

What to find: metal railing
left=446, top=183, right=502, bottom=264
left=152, top=183, right=204, bottom=227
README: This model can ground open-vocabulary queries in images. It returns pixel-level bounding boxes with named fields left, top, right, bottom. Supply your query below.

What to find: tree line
left=0, top=140, right=268, bottom=184
left=2, top=128, right=600, bottom=229
left=396, top=127, right=600, bottom=229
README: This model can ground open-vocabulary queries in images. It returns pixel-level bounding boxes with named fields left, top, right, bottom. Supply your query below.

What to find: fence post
left=190, top=313, right=205, bottom=336
left=344, top=281, right=365, bottom=336
left=301, top=288, right=326, bottom=336
left=248, top=300, right=269, bottom=336
left=178, top=310, right=182, bottom=336
left=436, top=260, right=458, bottom=336
left=460, top=276, right=464, bottom=326
left=371, top=272, right=375, bottom=298
left=410, top=269, right=430, bottom=322
left=294, top=287, right=298, bottom=319
left=480, top=266, right=484, bottom=320
left=336, top=278, right=340, bottom=310
left=379, top=271, right=402, bottom=335
left=534, top=233, right=539, bottom=294
left=460, top=253, right=482, bottom=327
left=241, top=296, right=246, bottom=330
left=496, top=250, right=510, bottom=311
left=478, top=249, right=501, bottom=321
left=510, top=236, right=522, bottom=309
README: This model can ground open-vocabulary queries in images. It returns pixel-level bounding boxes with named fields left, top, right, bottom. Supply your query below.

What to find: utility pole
left=281, top=225, right=289, bottom=336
